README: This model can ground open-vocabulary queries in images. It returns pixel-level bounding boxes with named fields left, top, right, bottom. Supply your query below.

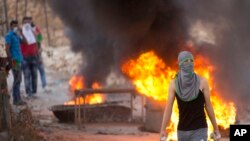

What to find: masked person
left=21, top=17, right=39, bottom=98
left=5, top=20, right=26, bottom=105
left=160, top=51, right=221, bottom=141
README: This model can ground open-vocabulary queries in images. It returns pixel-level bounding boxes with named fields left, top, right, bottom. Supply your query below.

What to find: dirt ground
left=37, top=122, right=230, bottom=141
left=38, top=122, right=160, bottom=141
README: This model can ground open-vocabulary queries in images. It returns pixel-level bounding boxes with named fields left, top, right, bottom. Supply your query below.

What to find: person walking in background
left=21, top=17, right=39, bottom=98
left=4, top=20, right=26, bottom=105
left=30, top=17, right=47, bottom=89
left=160, top=51, right=221, bottom=141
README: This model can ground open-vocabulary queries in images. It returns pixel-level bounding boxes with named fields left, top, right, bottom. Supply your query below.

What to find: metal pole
left=78, top=96, right=82, bottom=129
left=76, top=88, right=136, bottom=96
left=1, top=2, right=4, bottom=36
left=3, top=0, right=9, bottom=32
left=43, top=0, right=51, bottom=46
left=77, top=97, right=81, bottom=129
left=82, top=96, right=86, bottom=128
left=130, top=93, right=134, bottom=122
left=24, top=0, right=27, bottom=17
left=15, top=0, right=19, bottom=20
left=74, top=97, right=77, bottom=125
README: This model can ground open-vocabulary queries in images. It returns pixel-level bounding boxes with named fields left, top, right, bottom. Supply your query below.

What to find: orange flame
left=122, top=51, right=176, bottom=101
left=122, top=51, right=236, bottom=140
left=64, top=76, right=105, bottom=105
left=86, top=82, right=104, bottom=104
left=68, top=75, right=85, bottom=94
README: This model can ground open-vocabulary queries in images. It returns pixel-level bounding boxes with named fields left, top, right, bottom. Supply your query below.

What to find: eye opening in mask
left=180, top=58, right=194, bottom=65
left=183, top=59, right=193, bottom=63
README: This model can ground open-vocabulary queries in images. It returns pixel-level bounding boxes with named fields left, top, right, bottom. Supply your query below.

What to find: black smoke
left=49, top=0, right=186, bottom=87
left=49, top=0, right=250, bottom=105
left=177, top=0, right=250, bottom=104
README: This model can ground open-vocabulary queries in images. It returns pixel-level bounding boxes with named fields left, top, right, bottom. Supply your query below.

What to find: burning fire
left=68, top=75, right=85, bottom=93
left=122, top=51, right=176, bottom=101
left=64, top=76, right=105, bottom=105
left=122, top=51, right=236, bottom=140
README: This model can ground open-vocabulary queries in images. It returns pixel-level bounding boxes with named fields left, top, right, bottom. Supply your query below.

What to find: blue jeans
left=22, top=56, right=38, bottom=96
left=12, top=68, right=22, bottom=103
left=177, top=128, right=208, bottom=141
left=37, top=60, right=47, bottom=88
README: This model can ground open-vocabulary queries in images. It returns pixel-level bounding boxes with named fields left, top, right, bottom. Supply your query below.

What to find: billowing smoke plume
left=49, top=0, right=185, bottom=87
left=177, top=0, right=250, bottom=104
left=49, top=0, right=250, bottom=104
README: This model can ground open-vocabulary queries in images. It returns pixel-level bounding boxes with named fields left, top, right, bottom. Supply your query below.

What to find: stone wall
left=1, top=0, right=69, bottom=47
